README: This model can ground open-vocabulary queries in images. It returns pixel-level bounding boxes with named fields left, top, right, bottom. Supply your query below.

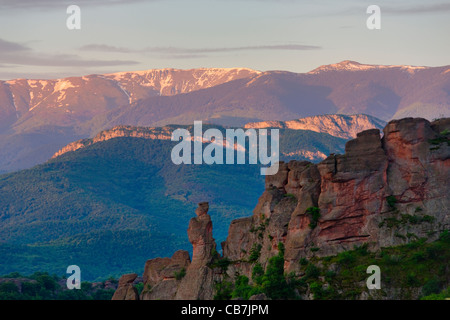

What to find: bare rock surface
left=114, top=117, right=449, bottom=300
left=112, top=273, right=139, bottom=300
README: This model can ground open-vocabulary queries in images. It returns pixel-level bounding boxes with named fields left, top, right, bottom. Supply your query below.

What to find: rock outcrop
left=223, top=117, right=449, bottom=278
left=111, top=273, right=139, bottom=300
left=114, top=117, right=449, bottom=300
left=138, top=202, right=220, bottom=300
left=52, top=114, right=384, bottom=160
left=51, top=125, right=173, bottom=158
left=140, top=250, right=191, bottom=300
left=175, top=202, right=220, bottom=300
left=244, top=114, right=386, bottom=139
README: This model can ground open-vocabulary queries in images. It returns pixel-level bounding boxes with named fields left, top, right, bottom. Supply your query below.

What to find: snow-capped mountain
left=308, top=60, right=431, bottom=74
left=0, top=68, right=258, bottom=130
left=103, top=67, right=259, bottom=100
left=0, top=61, right=449, bottom=173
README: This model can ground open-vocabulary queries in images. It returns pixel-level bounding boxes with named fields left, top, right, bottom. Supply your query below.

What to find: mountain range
left=0, top=60, right=449, bottom=281
left=0, top=61, right=449, bottom=172
left=50, top=114, right=384, bottom=161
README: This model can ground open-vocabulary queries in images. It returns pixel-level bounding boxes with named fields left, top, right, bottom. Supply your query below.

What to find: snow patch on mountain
left=53, top=80, right=78, bottom=104
left=27, top=80, right=40, bottom=88
left=103, top=67, right=260, bottom=96
left=10, top=92, right=19, bottom=119
left=309, top=60, right=430, bottom=74
left=54, top=79, right=77, bottom=92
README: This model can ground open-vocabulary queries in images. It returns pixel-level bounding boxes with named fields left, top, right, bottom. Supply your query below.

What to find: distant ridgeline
left=3, top=60, right=449, bottom=174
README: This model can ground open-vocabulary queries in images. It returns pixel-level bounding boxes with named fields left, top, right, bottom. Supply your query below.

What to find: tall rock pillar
left=175, top=202, right=217, bottom=299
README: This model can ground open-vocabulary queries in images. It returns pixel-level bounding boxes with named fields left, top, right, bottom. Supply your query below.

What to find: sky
left=0, top=0, right=449, bottom=80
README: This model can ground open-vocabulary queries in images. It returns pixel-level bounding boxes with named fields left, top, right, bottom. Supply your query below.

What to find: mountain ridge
left=2, top=61, right=449, bottom=132
left=1, top=61, right=449, bottom=173
left=51, top=114, right=385, bottom=159
left=308, top=60, right=435, bottom=74
left=244, top=114, right=386, bottom=139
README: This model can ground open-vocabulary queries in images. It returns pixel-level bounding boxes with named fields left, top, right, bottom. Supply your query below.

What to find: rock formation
left=175, top=202, right=221, bottom=300
left=111, top=273, right=139, bottom=300
left=114, top=117, right=449, bottom=300
left=52, top=114, right=384, bottom=160
left=138, top=202, right=220, bottom=300
left=140, top=250, right=191, bottom=300
left=244, top=114, right=386, bottom=139
left=224, top=118, right=449, bottom=278
left=51, top=125, right=173, bottom=158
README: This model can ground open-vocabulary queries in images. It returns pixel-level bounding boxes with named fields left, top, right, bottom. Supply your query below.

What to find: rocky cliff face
left=244, top=114, right=386, bottom=139
left=51, top=125, right=173, bottom=158
left=52, top=114, right=375, bottom=160
left=1, top=68, right=258, bottom=122
left=132, top=202, right=221, bottom=300
left=224, top=118, right=449, bottom=276
left=115, top=117, right=449, bottom=300
left=2, top=62, right=449, bottom=173
left=111, top=273, right=139, bottom=300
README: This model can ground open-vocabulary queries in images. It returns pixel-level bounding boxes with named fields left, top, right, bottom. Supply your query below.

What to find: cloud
left=80, top=43, right=322, bottom=56
left=0, top=71, right=79, bottom=80
left=0, top=0, right=150, bottom=9
left=79, top=44, right=134, bottom=53
left=0, top=38, right=30, bottom=52
left=0, top=38, right=139, bottom=67
left=383, top=3, right=450, bottom=14
left=164, top=44, right=322, bottom=53
left=340, top=2, right=450, bottom=16
left=0, top=0, right=305, bottom=10
left=163, top=54, right=209, bottom=60
left=1, top=53, right=139, bottom=67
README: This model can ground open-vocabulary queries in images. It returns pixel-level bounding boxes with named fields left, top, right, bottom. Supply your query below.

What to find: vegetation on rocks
left=213, top=230, right=449, bottom=300
left=0, top=272, right=116, bottom=300
left=297, top=231, right=449, bottom=300
left=306, top=207, right=321, bottom=229
left=215, top=243, right=298, bottom=300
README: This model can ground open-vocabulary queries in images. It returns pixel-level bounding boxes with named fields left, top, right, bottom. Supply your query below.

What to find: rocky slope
left=51, top=125, right=173, bottom=158
left=0, top=68, right=258, bottom=172
left=0, top=68, right=257, bottom=128
left=100, top=61, right=450, bottom=130
left=113, top=117, right=449, bottom=300
left=244, top=114, right=386, bottom=139
left=115, top=202, right=221, bottom=300
left=308, top=60, right=431, bottom=74
left=50, top=114, right=381, bottom=160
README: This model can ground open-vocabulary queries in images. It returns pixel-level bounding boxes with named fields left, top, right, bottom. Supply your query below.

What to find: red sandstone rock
left=111, top=273, right=139, bottom=300
left=114, top=117, right=449, bottom=300
left=224, top=117, right=449, bottom=276
left=175, top=202, right=218, bottom=300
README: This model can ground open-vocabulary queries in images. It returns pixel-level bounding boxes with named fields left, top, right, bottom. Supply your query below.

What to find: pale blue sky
left=0, top=0, right=449, bottom=80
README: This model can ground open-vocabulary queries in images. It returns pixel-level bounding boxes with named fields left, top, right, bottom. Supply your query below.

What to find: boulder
left=111, top=273, right=139, bottom=300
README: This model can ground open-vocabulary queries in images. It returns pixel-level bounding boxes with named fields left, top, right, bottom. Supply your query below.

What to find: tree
left=260, top=243, right=296, bottom=299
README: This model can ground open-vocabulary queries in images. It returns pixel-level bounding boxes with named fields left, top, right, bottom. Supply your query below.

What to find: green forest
left=0, top=128, right=346, bottom=280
